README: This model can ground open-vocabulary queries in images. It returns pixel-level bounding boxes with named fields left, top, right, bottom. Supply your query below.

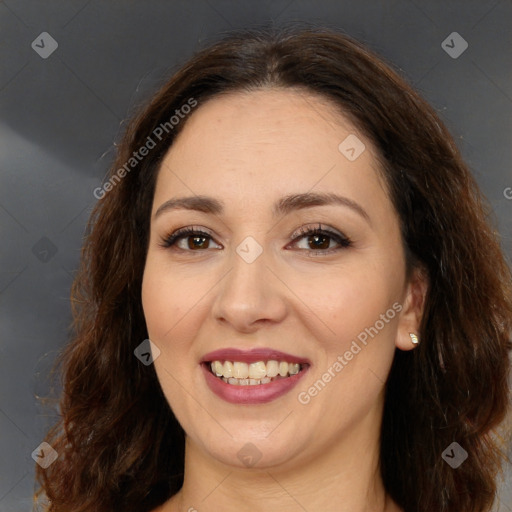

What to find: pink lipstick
left=200, top=348, right=310, bottom=405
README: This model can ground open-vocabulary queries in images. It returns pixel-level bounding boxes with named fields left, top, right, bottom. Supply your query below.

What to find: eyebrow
left=154, top=192, right=371, bottom=224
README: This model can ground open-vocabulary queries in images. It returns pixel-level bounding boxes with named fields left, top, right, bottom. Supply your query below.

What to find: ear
left=396, top=266, right=429, bottom=351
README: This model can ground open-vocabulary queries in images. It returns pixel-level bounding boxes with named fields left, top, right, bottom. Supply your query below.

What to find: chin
left=201, top=433, right=307, bottom=470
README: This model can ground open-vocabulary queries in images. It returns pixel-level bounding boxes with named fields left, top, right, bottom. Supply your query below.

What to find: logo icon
left=236, top=236, right=263, bottom=264
left=134, top=339, right=161, bottom=365
left=32, top=236, right=58, bottom=263
left=237, top=442, right=262, bottom=468
left=441, top=32, right=468, bottom=59
left=338, top=134, right=366, bottom=161
left=31, top=32, right=59, bottom=59
left=442, top=441, right=468, bottom=468
left=32, top=442, right=58, bottom=469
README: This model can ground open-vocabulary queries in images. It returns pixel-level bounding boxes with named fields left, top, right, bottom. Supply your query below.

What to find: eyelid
left=286, top=224, right=352, bottom=254
left=290, top=223, right=347, bottom=241
left=160, top=225, right=220, bottom=249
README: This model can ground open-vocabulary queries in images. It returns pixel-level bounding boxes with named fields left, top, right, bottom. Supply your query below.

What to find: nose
left=211, top=242, right=288, bottom=333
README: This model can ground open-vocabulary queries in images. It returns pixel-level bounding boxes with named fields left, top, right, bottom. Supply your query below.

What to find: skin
left=142, top=88, right=427, bottom=512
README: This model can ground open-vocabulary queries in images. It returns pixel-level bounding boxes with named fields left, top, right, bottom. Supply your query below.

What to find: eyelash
left=160, top=224, right=352, bottom=256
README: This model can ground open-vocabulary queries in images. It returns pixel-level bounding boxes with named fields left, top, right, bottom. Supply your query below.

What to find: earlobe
left=395, top=266, right=428, bottom=351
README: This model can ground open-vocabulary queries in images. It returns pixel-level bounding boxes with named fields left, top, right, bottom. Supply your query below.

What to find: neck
left=160, top=402, right=400, bottom=512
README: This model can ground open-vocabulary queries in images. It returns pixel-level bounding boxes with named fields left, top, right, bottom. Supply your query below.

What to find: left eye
left=289, top=226, right=352, bottom=254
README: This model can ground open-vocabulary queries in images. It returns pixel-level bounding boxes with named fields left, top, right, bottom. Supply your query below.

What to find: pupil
left=310, top=234, right=328, bottom=249
left=189, top=236, right=207, bottom=249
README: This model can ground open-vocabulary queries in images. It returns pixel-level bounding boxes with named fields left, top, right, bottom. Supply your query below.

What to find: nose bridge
left=212, top=234, right=286, bottom=329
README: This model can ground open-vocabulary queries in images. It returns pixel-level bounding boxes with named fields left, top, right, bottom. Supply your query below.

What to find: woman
left=35, top=27, right=512, bottom=512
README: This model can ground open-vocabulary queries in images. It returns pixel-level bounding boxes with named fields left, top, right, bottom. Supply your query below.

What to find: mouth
left=200, top=348, right=310, bottom=404
left=206, top=360, right=307, bottom=386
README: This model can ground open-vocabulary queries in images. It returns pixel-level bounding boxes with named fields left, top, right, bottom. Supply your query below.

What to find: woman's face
left=142, top=89, right=421, bottom=470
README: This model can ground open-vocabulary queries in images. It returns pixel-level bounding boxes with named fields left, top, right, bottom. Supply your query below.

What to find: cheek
left=141, top=265, right=200, bottom=408
left=292, top=263, right=400, bottom=347
left=142, top=266, right=212, bottom=437
left=141, top=256, right=199, bottom=342
left=297, top=273, right=399, bottom=428
left=141, top=257, right=213, bottom=387
left=141, top=275, right=174, bottom=341
left=292, top=262, right=401, bottom=415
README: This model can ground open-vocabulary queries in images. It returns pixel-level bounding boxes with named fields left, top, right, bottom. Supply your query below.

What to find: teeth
left=289, top=363, right=300, bottom=375
left=249, top=361, right=267, bottom=379
left=233, top=362, right=249, bottom=379
left=223, top=361, right=234, bottom=378
left=266, top=360, right=279, bottom=377
left=213, top=361, right=223, bottom=376
left=209, top=359, right=304, bottom=384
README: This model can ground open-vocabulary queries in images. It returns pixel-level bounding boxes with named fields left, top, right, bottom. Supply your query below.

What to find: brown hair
left=35, top=26, right=512, bottom=512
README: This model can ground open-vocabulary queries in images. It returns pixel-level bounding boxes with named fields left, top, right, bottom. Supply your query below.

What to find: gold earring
left=409, top=333, right=419, bottom=345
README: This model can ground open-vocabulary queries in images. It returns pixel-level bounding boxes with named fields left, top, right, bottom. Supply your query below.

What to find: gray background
left=1, top=1, right=511, bottom=510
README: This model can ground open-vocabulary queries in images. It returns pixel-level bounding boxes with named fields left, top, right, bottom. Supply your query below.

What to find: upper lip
left=200, top=348, right=311, bottom=365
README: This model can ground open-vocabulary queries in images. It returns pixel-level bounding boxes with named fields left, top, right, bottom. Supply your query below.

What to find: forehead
left=168, top=87, right=371, bottom=161
left=153, top=88, right=389, bottom=218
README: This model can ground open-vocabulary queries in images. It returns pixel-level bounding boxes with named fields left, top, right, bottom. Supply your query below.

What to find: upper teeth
left=210, top=360, right=301, bottom=380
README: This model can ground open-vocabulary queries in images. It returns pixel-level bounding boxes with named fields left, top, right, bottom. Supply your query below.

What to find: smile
left=200, top=348, right=310, bottom=404
left=209, top=360, right=303, bottom=385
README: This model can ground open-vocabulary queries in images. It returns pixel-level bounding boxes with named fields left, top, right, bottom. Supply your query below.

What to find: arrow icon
left=32, top=442, right=58, bottom=468
left=134, top=339, right=161, bottom=365
left=32, top=236, right=58, bottom=262
left=441, top=441, right=468, bottom=468
left=237, top=442, right=262, bottom=467
left=441, top=32, right=468, bottom=59
left=338, top=134, right=365, bottom=161
left=31, top=32, right=58, bottom=59
left=236, top=236, right=263, bottom=263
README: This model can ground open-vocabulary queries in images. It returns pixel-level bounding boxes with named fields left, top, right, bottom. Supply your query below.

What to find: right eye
left=160, top=226, right=222, bottom=251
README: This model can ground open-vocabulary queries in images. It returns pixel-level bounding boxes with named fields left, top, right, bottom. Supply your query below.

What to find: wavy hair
left=35, top=26, right=512, bottom=512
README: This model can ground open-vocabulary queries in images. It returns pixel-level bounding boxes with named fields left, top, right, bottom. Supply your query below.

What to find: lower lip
left=201, top=364, right=309, bottom=405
